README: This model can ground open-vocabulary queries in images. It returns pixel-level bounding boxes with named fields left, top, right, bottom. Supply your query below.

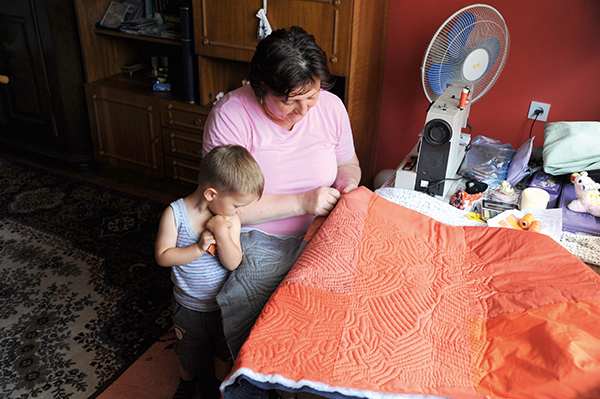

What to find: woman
left=202, top=26, right=361, bottom=357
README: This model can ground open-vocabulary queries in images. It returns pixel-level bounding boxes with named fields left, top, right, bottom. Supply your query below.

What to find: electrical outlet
left=527, top=101, right=551, bottom=122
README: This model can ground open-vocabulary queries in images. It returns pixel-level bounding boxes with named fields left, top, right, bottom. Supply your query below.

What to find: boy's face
left=208, top=191, right=258, bottom=217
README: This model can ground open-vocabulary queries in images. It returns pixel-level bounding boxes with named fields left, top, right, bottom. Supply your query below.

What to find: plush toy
left=568, top=171, right=600, bottom=217
left=450, top=189, right=483, bottom=210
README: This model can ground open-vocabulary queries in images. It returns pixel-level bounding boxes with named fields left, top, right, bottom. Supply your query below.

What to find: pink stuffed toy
left=568, top=171, right=600, bottom=217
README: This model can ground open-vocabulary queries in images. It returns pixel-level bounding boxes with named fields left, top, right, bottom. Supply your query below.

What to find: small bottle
left=159, top=56, right=169, bottom=78
left=149, top=56, right=159, bottom=77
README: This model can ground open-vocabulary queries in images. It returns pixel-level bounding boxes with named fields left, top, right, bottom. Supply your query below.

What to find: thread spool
left=521, top=188, right=550, bottom=210
left=529, top=220, right=542, bottom=233
left=459, top=88, right=469, bottom=109
left=519, top=213, right=535, bottom=229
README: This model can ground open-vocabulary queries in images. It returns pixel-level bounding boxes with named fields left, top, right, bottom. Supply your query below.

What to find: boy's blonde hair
left=198, top=145, right=264, bottom=199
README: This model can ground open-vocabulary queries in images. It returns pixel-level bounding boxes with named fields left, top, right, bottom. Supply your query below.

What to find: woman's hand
left=333, top=177, right=359, bottom=194
left=301, top=186, right=341, bottom=217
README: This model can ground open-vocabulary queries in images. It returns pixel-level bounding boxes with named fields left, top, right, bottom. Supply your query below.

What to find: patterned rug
left=0, top=157, right=173, bottom=399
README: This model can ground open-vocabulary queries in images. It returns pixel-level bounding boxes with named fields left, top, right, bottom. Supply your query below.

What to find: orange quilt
left=222, top=187, right=600, bottom=399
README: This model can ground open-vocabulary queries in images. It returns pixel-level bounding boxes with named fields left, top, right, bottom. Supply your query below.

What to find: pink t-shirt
left=203, top=84, right=356, bottom=236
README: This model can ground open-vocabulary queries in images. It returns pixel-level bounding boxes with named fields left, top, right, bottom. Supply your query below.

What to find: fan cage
left=422, top=4, right=510, bottom=104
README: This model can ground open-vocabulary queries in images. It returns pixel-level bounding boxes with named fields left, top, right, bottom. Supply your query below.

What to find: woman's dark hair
left=249, top=26, right=335, bottom=101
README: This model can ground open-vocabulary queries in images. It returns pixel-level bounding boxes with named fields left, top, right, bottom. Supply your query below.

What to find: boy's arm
left=155, top=206, right=211, bottom=267
left=206, top=215, right=243, bottom=271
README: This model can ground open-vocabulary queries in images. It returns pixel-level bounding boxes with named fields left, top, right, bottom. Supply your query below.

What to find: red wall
left=375, top=1, right=600, bottom=177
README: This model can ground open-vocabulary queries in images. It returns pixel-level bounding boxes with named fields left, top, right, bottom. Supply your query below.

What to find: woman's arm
left=238, top=154, right=360, bottom=226
left=333, top=153, right=361, bottom=194
left=238, top=187, right=341, bottom=226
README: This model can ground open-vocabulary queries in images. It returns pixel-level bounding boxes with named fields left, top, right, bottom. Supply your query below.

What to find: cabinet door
left=0, top=0, right=53, bottom=136
left=0, top=0, right=92, bottom=163
left=161, top=100, right=209, bottom=162
left=86, top=83, right=164, bottom=178
left=164, top=155, right=200, bottom=186
left=195, top=0, right=352, bottom=77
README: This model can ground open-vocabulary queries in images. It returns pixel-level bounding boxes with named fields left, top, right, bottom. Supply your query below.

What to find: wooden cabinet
left=195, top=0, right=352, bottom=76
left=194, top=0, right=390, bottom=185
left=0, top=0, right=93, bottom=164
left=74, top=0, right=390, bottom=186
left=85, top=77, right=164, bottom=178
left=161, top=100, right=210, bottom=185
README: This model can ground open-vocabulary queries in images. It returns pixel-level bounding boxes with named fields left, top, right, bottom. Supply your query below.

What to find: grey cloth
left=217, top=229, right=307, bottom=358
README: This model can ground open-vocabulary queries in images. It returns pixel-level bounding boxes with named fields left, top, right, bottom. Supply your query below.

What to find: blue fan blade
left=428, top=61, right=456, bottom=95
left=448, top=12, right=476, bottom=59
left=476, top=37, right=501, bottom=76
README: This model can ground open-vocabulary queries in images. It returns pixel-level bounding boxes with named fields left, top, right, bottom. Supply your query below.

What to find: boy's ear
left=204, top=187, right=218, bottom=201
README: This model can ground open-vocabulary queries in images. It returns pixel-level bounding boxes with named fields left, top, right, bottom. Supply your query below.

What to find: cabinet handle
left=153, top=138, right=159, bottom=144
left=329, top=56, right=338, bottom=64
left=202, top=38, right=210, bottom=45
left=147, top=105, right=153, bottom=111
left=332, top=0, right=340, bottom=6
left=170, top=132, right=175, bottom=138
left=91, top=94, right=97, bottom=100
left=195, top=118, right=203, bottom=126
left=169, top=119, right=174, bottom=125
left=167, top=104, right=173, bottom=110
left=172, top=147, right=177, bottom=153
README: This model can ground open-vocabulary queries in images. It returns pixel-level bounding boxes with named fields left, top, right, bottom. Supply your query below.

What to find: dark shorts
left=171, top=298, right=231, bottom=377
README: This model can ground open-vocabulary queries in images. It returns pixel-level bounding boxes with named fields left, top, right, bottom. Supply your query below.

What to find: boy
left=155, top=145, right=264, bottom=399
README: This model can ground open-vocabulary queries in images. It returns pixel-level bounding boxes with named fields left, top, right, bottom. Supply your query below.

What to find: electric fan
left=405, top=4, right=509, bottom=197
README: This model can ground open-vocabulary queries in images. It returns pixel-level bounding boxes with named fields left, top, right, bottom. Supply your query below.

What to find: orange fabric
left=472, top=299, right=600, bottom=399
left=230, top=187, right=600, bottom=398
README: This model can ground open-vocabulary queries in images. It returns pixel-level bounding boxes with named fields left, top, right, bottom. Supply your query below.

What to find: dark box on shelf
left=528, top=171, right=563, bottom=208
left=558, top=184, right=600, bottom=236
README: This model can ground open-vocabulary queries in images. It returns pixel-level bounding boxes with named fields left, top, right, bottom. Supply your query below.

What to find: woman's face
left=262, top=79, right=321, bottom=129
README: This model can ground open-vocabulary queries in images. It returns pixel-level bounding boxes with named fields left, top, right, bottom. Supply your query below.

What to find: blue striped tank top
left=170, top=198, right=228, bottom=312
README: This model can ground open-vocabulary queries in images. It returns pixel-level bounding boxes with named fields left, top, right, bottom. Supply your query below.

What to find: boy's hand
left=206, top=215, right=233, bottom=235
left=198, top=230, right=216, bottom=253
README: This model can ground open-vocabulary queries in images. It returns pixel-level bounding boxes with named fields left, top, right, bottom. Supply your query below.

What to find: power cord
left=529, top=107, right=544, bottom=139
left=423, top=177, right=462, bottom=196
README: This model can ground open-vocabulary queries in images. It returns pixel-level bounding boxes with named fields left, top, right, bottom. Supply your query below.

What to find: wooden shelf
left=94, top=26, right=181, bottom=46
left=92, top=73, right=201, bottom=107
left=75, top=0, right=390, bottom=187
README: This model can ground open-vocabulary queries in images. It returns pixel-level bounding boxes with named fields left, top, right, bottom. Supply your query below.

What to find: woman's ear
left=204, top=187, right=218, bottom=202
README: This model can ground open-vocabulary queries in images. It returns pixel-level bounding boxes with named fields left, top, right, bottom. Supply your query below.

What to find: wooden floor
left=0, top=147, right=192, bottom=206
